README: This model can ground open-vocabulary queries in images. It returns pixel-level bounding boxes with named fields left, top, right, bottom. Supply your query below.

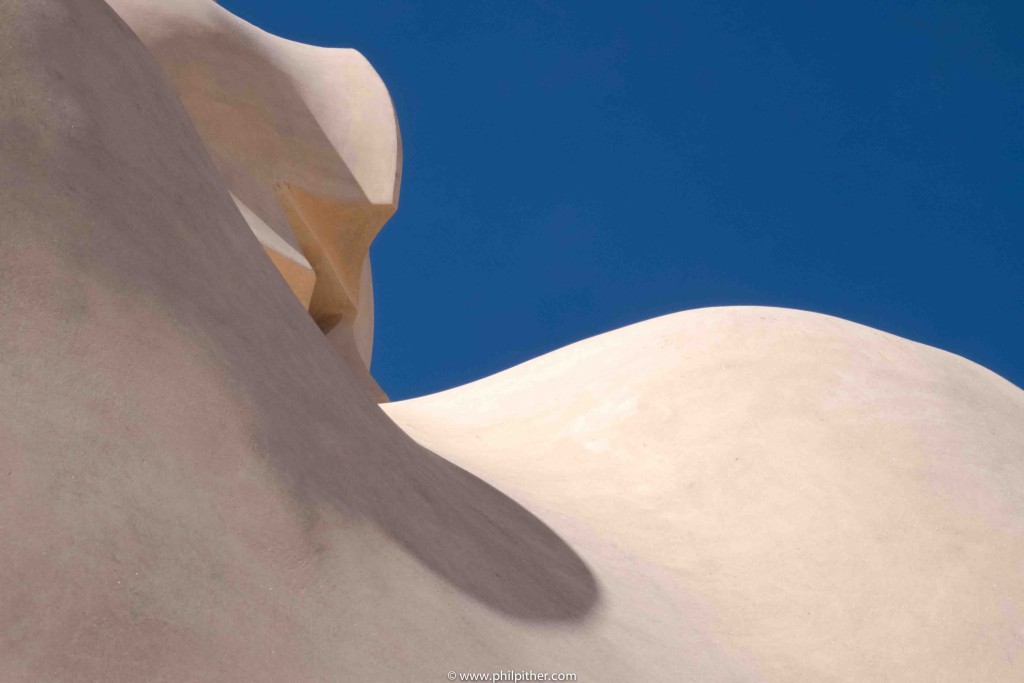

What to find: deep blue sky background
left=220, top=0, right=1023, bottom=400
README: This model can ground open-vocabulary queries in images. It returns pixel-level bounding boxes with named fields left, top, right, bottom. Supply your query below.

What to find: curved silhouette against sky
left=219, top=0, right=1024, bottom=400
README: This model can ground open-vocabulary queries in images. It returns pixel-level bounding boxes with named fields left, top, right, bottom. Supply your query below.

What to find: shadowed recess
left=0, top=0, right=597, bottom=624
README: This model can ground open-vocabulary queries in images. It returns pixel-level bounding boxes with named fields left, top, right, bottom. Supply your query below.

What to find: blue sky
left=219, top=0, right=1023, bottom=400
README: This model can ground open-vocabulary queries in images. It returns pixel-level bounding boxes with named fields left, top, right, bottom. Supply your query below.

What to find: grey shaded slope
left=0, top=2, right=610, bottom=680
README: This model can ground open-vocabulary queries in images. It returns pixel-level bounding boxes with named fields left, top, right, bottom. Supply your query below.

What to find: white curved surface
left=385, top=306, right=1024, bottom=680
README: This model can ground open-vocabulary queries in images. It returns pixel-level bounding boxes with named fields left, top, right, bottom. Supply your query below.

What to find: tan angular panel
left=278, top=182, right=395, bottom=329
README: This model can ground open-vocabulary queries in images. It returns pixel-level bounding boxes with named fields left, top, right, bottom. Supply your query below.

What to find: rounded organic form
left=1, top=0, right=1021, bottom=680
left=386, top=306, right=1024, bottom=680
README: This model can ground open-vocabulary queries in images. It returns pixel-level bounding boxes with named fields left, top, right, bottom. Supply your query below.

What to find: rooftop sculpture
left=1, top=1, right=1022, bottom=680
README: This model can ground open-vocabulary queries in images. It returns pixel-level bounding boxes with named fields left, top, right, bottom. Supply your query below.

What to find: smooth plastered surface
left=1, top=0, right=1022, bottom=680
left=386, top=306, right=1024, bottom=680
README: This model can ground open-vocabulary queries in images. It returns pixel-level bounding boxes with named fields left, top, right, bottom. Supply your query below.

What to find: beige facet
left=1, top=0, right=1022, bottom=681
left=262, top=245, right=315, bottom=310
